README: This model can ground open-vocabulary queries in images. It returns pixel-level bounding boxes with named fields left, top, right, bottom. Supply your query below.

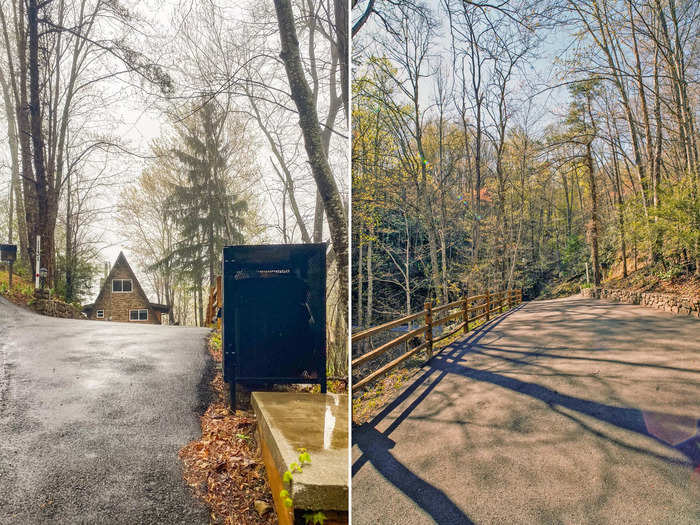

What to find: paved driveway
left=0, top=297, right=211, bottom=524
left=352, top=296, right=700, bottom=524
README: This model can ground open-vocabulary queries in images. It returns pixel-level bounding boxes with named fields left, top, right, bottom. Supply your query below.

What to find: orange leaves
left=179, top=397, right=275, bottom=524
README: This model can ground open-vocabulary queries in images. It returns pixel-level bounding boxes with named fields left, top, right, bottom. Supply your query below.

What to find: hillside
left=604, top=266, right=700, bottom=299
left=0, top=269, right=35, bottom=308
left=539, top=265, right=700, bottom=301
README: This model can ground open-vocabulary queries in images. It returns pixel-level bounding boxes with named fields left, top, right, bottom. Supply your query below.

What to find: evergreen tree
left=159, top=102, right=248, bottom=324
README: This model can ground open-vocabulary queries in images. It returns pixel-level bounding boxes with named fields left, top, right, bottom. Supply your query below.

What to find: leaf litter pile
left=179, top=331, right=275, bottom=524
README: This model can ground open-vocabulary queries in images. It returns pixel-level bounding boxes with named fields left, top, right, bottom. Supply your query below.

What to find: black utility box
left=222, top=244, right=326, bottom=407
left=0, top=244, right=17, bottom=262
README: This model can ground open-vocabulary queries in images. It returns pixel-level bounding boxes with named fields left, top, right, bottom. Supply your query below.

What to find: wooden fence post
left=463, top=295, right=469, bottom=334
left=485, top=290, right=491, bottom=322
left=424, top=301, right=433, bottom=359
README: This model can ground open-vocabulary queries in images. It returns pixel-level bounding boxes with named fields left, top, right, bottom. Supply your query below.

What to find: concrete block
left=252, top=392, right=348, bottom=512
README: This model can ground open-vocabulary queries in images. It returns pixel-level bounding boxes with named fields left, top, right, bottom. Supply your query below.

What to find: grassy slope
left=0, top=269, right=35, bottom=308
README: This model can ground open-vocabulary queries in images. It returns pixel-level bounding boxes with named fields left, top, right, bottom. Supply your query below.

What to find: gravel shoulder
left=0, top=297, right=212, bottom=524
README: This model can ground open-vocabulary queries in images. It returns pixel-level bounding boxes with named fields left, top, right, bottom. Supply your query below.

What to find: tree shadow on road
left=438, top=341, right=700, bottom=470
left=353, top=302, right=699, bottom=523
left=352, top=424, right=474, bottom=524
left=352, top=310, right=521, bottom=524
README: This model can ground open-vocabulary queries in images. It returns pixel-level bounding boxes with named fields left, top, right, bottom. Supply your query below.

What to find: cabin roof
left=84, top=252, right=170, bottom=314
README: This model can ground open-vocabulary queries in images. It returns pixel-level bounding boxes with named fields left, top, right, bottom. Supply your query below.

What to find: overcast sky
left=1, top=0, right=348, bottom=302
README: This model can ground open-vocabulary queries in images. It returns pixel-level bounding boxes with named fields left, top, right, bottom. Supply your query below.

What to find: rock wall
left=580, top=287, right=700, bottom=318
left=33, top=289, right=83, bottom=319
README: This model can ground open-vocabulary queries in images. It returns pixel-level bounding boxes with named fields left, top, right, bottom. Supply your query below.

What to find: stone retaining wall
left=580, top=287, right=700, bottom=318
left=33, top=289, right=83, bottom=319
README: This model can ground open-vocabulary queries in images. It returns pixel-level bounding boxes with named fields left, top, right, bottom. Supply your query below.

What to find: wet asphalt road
left=0, top=297, right=212, bottom=524
left=352, top=296, right=700, bottom=524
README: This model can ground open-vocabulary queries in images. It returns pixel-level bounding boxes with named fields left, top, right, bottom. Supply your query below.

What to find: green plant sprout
left=303, top=510, right=327, bottom=525
left=298, top=449, right=311, bottom=465
left=279, top=448, right=325, bottom=523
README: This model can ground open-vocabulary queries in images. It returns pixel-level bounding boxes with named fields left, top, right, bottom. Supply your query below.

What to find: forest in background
left=351, top=0, right=700, bottom=333
left=0, top=0, right=348, bottom=375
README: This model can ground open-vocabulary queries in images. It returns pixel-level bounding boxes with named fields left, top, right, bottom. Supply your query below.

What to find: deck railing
left=352, top=289, right=523, bottom=390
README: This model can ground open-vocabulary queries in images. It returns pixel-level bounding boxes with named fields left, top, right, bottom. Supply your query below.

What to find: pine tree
left=160, top=102, right=248, bottom=324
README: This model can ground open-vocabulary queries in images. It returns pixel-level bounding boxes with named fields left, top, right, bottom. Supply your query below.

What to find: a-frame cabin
left=82, top=252, right=169, bottom=324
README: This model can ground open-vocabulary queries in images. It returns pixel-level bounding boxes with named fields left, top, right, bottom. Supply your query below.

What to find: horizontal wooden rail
left=352, top=310, right=426, bottom=342
left=432, top=309, right=464, bottom=327
left=353, top=288, right=522, bottom=390
left=433, top=321, right=466, bottom=344
left=353, top=342, right=429, bottom=390
left=432, top=298, right=466, bottom=314
left=352, top=325, right=427, bottom=367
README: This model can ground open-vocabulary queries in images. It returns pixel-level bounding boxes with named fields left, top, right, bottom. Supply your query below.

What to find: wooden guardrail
left=352, top=288, right=522, bottom=390
left=206, top=275, right=222, bottom=328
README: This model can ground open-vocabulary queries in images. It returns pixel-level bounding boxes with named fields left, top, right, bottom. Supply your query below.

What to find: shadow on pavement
left=468, top=345, right=700, bottom=375
left=352, top=424, right=474, bottom=524
left=353, top=301, right=700, bottom=523
left=437, top=339, right=700, bottom=470
left=352, top=309, right=521, bottom=524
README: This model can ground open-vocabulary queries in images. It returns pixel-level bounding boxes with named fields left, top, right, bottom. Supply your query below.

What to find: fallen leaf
left=254, top=500, right=272, bottom=516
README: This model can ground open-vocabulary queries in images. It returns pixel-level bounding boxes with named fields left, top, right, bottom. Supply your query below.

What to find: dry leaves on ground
left=179, top=401, right=276, bottom=525
left=604, top=267, right=700, bottom=297
left=186, top=330, right=347, bottom=522
left=179, top=331, right=275, bottom=524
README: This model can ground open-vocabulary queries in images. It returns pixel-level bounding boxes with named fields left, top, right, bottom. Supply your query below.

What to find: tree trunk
left=414, top=119, right=441, bottom=301
left=313, top=190, right=324, bottom=242
left=8, top=165, right=13, bottom=244
left=0, top=1, right=30, bottom=266
left=404, top=212, right=411, bottom=319
left=333, top=0, right=348, bottom=120
left=274, top=0, right=348, bottom=355
left=356, top=235, right=363, bottom=328
left=28, top=0, right=56, bottom=286
left=193, top=288, right=198, bottom=327
left=0, top=70, right=27, bottom=260
left=65, top=168, right=73, bottom=302
left=208, top=220, right=215, bottom=286
left=613, top=153, right=627, bottom=278
left=14, top=0, right=39, bottom=277
left=439, top=229, right=448, bottom=303
left=586, top=140, right=601, bottom=286
left=197, top=280, right=204, bottom=327
left=366, top=224, right=373, bottom=327
left=652, top=47, right=663, bottom=263
left=473, top=96, right=483, bottom=272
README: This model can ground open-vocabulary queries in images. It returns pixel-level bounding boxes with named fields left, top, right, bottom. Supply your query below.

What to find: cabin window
left=96, top=310, right=104, bottom=319
left=112, top=279, right=132, bottom=292
left=129, top=309, right=148, bottom=321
